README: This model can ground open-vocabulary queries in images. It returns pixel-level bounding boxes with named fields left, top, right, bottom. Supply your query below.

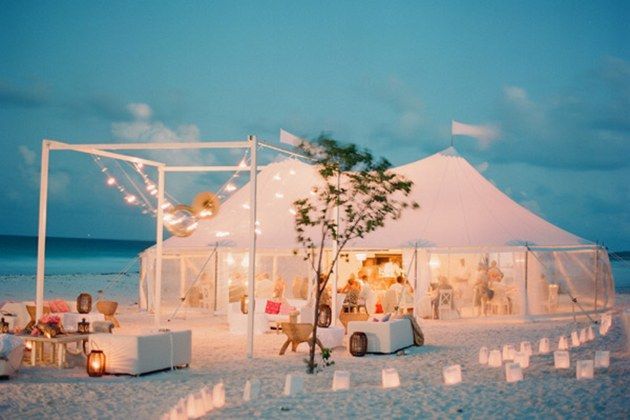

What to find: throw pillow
left=381, top=313, right=392, bottom=322
left=279, top=304, right=296, bottom=315
left=265, top=300, right=281, bottom=314
left=49, top=300, right=70, bottom=313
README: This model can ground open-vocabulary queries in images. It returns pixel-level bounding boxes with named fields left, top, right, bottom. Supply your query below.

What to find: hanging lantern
left=0, top=317, right=9, bottom=334
left=87, top=350, right=106, bottom=377
left=164, top=204, right=199, bottom=237
left=77, top=318, right=90, bottom=334
left=240, top=295, right=249, bottom=314
left=317, top=304, right=332, bottom=328
left=77, top=293, right=92, bottom=314
left=349, top=332, right=368, bottom=357
left=191, top=192, right=221, bottom=220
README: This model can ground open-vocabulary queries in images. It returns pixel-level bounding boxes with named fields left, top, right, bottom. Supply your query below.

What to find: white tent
left=140, top=147, right=615, bottom=319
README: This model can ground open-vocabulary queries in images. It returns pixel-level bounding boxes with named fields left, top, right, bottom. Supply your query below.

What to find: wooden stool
left=279, top=323, right=324, bottom=355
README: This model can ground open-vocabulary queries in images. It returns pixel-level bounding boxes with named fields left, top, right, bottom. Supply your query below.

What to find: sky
left=0, top=1, right=628, bottom=250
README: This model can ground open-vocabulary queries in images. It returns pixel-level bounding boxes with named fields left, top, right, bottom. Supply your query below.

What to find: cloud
left=452, top=120, right=501, bottom=149
left=17, top=145, right=70, bottom=196
left=475, top=161, right=489, bottom=173
left=486, top=57, right=630, bottom=170
left=0, top=81, right=49, bottom=108
left=18, top=146, right=36, bottom=166
left=127, top=103, right=152, bottom=120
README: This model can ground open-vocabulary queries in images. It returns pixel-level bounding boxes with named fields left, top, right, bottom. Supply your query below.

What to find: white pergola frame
left=35, top=135, right=303, bottom=358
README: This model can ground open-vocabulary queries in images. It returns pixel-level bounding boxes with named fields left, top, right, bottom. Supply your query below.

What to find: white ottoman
left=317, top=326, right=344, bottom=349
left=88, top=330, right=191, bottom=376
left=347, top=319, right=414, bottom=354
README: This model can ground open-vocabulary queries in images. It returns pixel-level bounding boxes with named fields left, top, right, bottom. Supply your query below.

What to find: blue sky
left=1, top=1, right=628, bottom=249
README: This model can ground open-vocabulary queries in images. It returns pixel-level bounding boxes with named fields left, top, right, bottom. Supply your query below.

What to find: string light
left=275, top=192, right=284, bottom=199
left=107, top=177, right=116, bottom=186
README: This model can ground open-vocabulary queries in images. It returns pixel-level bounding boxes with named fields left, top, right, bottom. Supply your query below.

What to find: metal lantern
left=78, top=318, right=90, bottom=334
left=87, top=350, right=106, bottom=377
left=77, top=293, right=92, bottom=314
left=240, top=295, right=249, bottom=314
left=317, top=304, right=332, bottom=328
left=0, top=317, right=9, bottom=334
left=349, top=332, right=368, bottom=357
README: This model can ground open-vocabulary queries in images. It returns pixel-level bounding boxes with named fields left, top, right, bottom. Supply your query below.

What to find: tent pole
left=331, top=172, right=340, bottom=326
left=213, top=247, right=219, bottom=314
left=154, top=165, right=165, bottom=328
left=35, top=140, right=51, bottom=321
left=523, top=246, right=529, bottom=317
left=594, top=246, right=599, bottom=312
left=246, top=135, right=258, bottom=358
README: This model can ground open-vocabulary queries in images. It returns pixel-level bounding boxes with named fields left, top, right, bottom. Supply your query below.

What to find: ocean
left=0, top=235, right=152, bottom=275
left=0, top=235, right=628, bottom=293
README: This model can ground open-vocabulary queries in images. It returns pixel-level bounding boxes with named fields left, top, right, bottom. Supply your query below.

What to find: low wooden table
left=339, top=312, right=370, bottom=333
left=20, top=334, right=89, bottom=368
left=279, top=323, right=324, bottom=355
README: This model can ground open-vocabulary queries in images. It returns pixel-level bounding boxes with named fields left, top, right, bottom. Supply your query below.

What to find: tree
left=293, top=135, right=419, bottom=374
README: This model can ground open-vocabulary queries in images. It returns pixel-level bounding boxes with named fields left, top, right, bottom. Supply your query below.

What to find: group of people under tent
left=318, top=271, right=415, bottom=316
left=426, top=258, right=510, bottom=319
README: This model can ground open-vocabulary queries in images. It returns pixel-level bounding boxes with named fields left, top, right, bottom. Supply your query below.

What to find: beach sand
left=1, top=274, right=628, bottom=419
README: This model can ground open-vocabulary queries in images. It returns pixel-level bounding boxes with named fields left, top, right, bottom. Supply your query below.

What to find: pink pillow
left=49, top=300, right=70, bottom=313
left=265, top=300, right=281, bottom=314
left=279, top=304, right=296, bottom=315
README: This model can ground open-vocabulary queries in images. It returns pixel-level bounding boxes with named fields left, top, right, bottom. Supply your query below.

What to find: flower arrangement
left=31, top=314, right=63, bottom=338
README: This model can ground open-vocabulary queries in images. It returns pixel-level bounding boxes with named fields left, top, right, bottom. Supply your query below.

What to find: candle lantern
left=502, top=344, right=515, bottom=361
left=594, top=350, right=610, bottom=368
left=520, top=341, right=532, bottom=356
left=240, top=295, right=249, bottom=314
left=87, top=350, right=106, bottom=377
left=570, top=331, right=580, bottom=347
left=212, top=382, right=226, bottom=407
left=488, top=349, right=502, bottom=367
left=283, top=374, right=303, bottom=396
left=0, top=317, right=9, bottom=334
left=332, top=370, right=351, bottom=391
left=77, top=293, right=92, bottom=314
left=349, top=332, right=368, bottom=357
left=317, top=304, right=332, bottom=328
left=558, top=336, right=568, bottom=350
left=587, top=326, right=595, bottom=341
left=539, top=337, right=550, bottom=354
left=554, top=350, right=570, bottom=369
left=442, top=364, right=462, bottom=385
left=78, top=318, right=90, bottom=334
left=576, top=360, right=594, bottom=380
left=505, top=362, right=523, bottom=383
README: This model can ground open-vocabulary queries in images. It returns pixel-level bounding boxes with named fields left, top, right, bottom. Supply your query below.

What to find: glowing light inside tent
left=429, top=255, right=441, bottom=269
left=289, top=208, right=297, bottom=215
left=273, top=173, right=281, bottom=181
left=242, top=203, right=250, bottom=210
left=289, top=169, right=296, bottom=175
left=275, top=192, right=284, bottom=199
left=226, top=254, right=235, bottom=266
left=216, top=231, right=230, bottom=238
left=255, top=228, right=262, bottom=235
left=355, top=253, right=367, bottom=262
left=241, top=255, right=249, bottom=268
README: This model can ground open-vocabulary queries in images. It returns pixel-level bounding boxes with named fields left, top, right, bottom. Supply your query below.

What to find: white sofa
left=228, top=298, right=314, bottom=333
left=347, top=318, right=414, bottom=354
left=0, top=335, right=24, bottom=378
left=88, top=330, right=191, bottom=376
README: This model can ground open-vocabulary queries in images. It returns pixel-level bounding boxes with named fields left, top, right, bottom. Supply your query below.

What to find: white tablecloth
left=317, top=326, right=344, bottom=349
left=62, top=312, right=105, bottom=332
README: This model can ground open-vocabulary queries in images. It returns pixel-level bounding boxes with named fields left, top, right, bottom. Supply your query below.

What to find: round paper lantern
left=77, top=293, right=92, bottom=314
left=349, top=332, right=368, bottom=357
left=317, top=304, right=332, bottom=328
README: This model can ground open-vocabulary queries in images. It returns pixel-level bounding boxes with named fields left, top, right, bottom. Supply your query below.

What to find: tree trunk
left=307, top=278, right=322, bottom=374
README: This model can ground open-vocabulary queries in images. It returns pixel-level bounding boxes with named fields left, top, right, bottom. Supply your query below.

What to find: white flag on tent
left=451, top=120, right=500, bottom=148
left=280, top=129, right=306, bottom=147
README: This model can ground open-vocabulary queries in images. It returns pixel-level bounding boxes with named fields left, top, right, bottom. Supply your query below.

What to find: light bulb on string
left=225, top=183, right=236, bottom=192
left=107, top=177, right=116, bottom=186
left=125, top=195, right=137, bottom=204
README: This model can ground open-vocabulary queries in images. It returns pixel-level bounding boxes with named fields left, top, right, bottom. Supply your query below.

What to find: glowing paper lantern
left=212, top=382, right=225, bottom=408
left=520, top=341, right=533, bottom=357
left=201, top=386, right=214, bottom=412
left=514, top=351, right=530, bottom=369
left=579, top=329, right=587, bottom=344
left=174, top=400, right=186, bottom=420
left=594, top=350, right=610, bottom=368
left=243, top=379, right=261, bottom=401
left=488, top=349, right=502, bottom=367
left=186, top=394, right=205, bottom=419
left=505, top=362, right=523, bottom=383
left=332, top=370, right=351, bottom=391
left=478, top=347, right=489, bottom=364
left=502, top=344, right=515, bottom=361
left=284, top=373, right=304, bottom=396
left=442, top=364, right=462, bottom=385
left=539, top=338, right=550, bottom=354
left=587, top=326, right=595, bottom=341
left=554, top=350, right=570, bottom=369
left=571, top=331, right=580, bottom=348
left=558, top=336, right=568, bottom=351
left=576, top=360, right=594, bottom=380
left=381, top=368, right=400, bottom=389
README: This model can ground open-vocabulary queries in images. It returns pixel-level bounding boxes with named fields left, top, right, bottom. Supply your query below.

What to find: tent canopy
left=163, top=147, right=588, bottom=251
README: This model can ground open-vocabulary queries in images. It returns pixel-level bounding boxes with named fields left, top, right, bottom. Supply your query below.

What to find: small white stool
left=317, top=326, right=344, bottom=349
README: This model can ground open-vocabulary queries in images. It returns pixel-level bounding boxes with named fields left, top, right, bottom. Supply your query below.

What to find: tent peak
left=437, top=146, right=459, bottom=157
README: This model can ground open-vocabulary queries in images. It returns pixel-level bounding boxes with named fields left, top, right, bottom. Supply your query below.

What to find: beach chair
left=438, top=290, right=457, bottom=320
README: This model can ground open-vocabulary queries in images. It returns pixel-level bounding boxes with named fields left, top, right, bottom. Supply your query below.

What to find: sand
left=1, top=274, right=628, bottom=419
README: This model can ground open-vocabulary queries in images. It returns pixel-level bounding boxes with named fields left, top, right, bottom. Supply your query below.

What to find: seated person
left=255, top=273, right=274, bottom=299
left=473, top=272, right=491, bottom=316
left=487, top=261, right=504, bottom=284
left=389, top=275, right=414, bottom=313
left=338, top=275, right=361, bottom=312
left=273, top=276, right=286, bottom=299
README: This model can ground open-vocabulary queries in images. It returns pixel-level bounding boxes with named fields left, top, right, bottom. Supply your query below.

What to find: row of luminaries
left=467, top=312, right=613, bottom=384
